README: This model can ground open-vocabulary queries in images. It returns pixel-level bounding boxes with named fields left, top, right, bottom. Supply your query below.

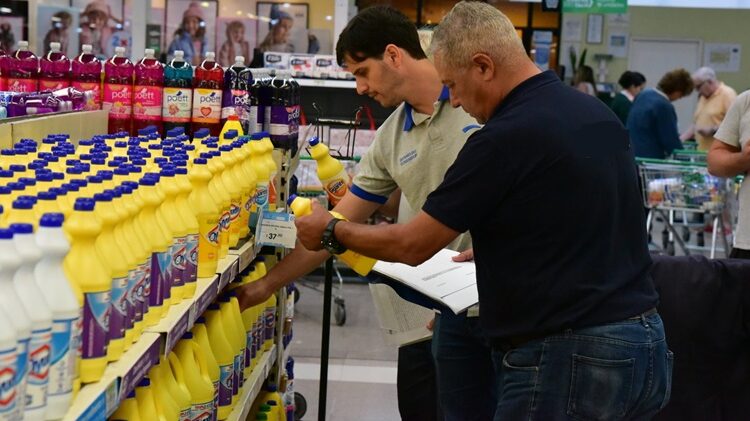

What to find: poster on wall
left=0, top=1, right=28, bottom=52
left=256, top=2, right=310, bottom=54
left=165, top=0, right=217, bottom=65
left=37, top=5, right=80, bottom=57
left=704, top=43, right=741, bottom=73
left=216, top=17, right=257, bottom=67
left=563, top=0, right=628, bottom=14
left=72, top=0, right=130, bottom=58
left=562, top=14, right=584, bottom=42
left=533, top=31, right=553, bottom=71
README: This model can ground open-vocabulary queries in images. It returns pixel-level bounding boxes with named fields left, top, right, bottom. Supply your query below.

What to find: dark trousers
left=730, top=247, right=750, bottom=259
left=398, top=339, right=443, bottom=421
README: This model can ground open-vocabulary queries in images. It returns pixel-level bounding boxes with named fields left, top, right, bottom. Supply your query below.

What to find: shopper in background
left=680, top=67, right=737, bottom=151
left=293, top=2, right=671, bottom=419
left=610, top=70, right=646, bottom=124
left=258, top=7, right=295, bottom=53
left=167, top=1, right=207, bottom=65
left=628, top=68, right=694, bottom=158
left=79, top=0, right=116, bottom=57
left=237, top=5, right=496, bottom=421
left=708, top=91, right=750, bottom=258
left=43, top=11, right=73, bottom=55
left=573, top=64, right=597, bottom=96
left=218, top=21, right=251, bottom=67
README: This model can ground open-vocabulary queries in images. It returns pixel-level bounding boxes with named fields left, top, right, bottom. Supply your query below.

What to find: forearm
left=334, top=220, right=440, bottom=266
left=261, top=241, right=331, bottom=290
left=707, top=149, right=750, bottom=177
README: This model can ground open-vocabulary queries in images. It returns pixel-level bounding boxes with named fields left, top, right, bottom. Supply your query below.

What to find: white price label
left=256, top=210, right=297, bottom=248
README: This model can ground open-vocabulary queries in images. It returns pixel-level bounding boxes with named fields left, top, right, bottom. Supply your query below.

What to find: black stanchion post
left=318, top=256, right=334, bottom=420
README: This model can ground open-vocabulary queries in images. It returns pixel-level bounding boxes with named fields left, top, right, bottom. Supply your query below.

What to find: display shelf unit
left=63, top=240, right=258, bottom=420
left=227, top=345, right=278, bottom=421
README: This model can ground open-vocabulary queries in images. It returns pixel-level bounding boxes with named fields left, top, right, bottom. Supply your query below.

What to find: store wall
left=564, top=7, right=750, bottom=91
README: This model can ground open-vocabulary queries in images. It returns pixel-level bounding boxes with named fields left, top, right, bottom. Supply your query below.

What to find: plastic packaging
left=174, top=333, right=216, bottom=420
left=7, top=41, right=38, bottom=94
left=71, top=45, right=102, bottom=111
left=192, top=52, right=224, bottom=137
left=133, top=49, right=164, bottom=135
left=308, top=137, right=350, bottom=206
left=188, top=158, right=220, bottom=277
left=103, top=47, right=134, bottom=135
left=39, top=42, right=71, bottom=92
left=162, top=50, right=193, bottom=137
left=221, top=56, right=250, bottom=129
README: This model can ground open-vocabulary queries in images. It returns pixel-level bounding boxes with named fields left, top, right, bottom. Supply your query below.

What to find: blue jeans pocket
left=660, top=350, right=674, bottom=410
left=567, top=354, right=635, bottom=420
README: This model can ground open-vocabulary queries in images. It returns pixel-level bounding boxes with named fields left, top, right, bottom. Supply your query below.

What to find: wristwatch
left=321, top=218, right=347, bottom=254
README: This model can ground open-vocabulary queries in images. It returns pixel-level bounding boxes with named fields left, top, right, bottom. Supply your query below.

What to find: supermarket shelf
left=227, top=345, right=278, bottom=421
left=63, top=332, right=161, bottom=421
left=296, top=78, right=356, bottom=89
left=229, top=236, right=258, bottom=274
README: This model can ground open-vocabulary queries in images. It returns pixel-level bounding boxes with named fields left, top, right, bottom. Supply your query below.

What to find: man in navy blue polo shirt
left=294, top=2, right=672, bottom=418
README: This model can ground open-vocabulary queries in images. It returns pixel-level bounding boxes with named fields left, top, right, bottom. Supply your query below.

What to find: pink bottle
left=191, top=52, right=224, bottom=137
left=7, top=41, right=39, bottom=93
left=39, top=42, right=71, bottom=91
left=72, top=44, right=103, bottom=111
left=103, top=46, right=134, bottom=135
left=133, top=48, right=164, bottom=136
left=0, top=47, right=8, bottom=91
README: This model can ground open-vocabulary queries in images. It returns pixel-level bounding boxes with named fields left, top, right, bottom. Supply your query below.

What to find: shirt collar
left=654, top=88, right=669, bottom=100
left=621, top=89, right=634, bottom=102
left=403, top=86, right=451, bottom=132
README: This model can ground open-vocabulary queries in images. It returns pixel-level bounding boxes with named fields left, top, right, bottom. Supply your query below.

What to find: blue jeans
left=433, top=312, right=497, bottom=421
left=492, top=313, right=673, bottom=420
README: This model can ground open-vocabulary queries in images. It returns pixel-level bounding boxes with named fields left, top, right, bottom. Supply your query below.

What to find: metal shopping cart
left=637, top=158, right=736, bottom=257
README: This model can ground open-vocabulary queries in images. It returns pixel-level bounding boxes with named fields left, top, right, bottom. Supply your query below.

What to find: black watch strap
left=322, top=218, right=347, bottom=254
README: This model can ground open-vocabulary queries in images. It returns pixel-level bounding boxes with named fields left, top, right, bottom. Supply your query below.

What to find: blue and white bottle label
left=26, top=327, right=52, bottom=410
left=48, top=317, right=76, bottom=397
left=0, top=347, right=17, bottom=417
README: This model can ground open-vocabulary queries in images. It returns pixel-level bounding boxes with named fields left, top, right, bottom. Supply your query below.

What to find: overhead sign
left=563, top=0, right=628, bottom=13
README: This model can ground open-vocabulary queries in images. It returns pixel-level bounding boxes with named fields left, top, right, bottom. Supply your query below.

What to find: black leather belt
left=491, top=307, right=659, bottom=352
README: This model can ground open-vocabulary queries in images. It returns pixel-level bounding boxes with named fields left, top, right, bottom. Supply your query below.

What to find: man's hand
left=697, top=126, right=716, bottom=137
left=295, top=200, right=334, bottom=251
left=452, top=248, right=474, bottom=262
left=236, top=278, right=274, bottom=311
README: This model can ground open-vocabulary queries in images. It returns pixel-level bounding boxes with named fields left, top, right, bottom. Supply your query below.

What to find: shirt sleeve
left=422, top=132, right=509, bottom=233
left=715, top=94, right=745, bottom=148
left=654, top=101, right=683, bottom=156
left=351, top=133, right=397, bottom=205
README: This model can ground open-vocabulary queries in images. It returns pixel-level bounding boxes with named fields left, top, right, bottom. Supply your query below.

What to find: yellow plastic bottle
left=262, top=394, right=284, bottom=421
left=34, top=190, right=62, bottom=219
left=110, top=390, right=142, bottom=421
left=288, top=195, right=376, bottom=276
left=135, top=377, right=165, bottom=421
left=109, top=187, right=138, bottom=349
left=151, top=175, right=177, bottom=312
left=156, top=169, right=188, bottom=302
left=235, top=138, right=257, bottom=240
left=93, top=191, right=130, bottom=362
left=201, top=152, right=230, bottom=262
left=209, top=152, right=233, bottom=259
left=62, top=198, right=111, bottom=383
left=155, top=355, right=191, bottom=421
left=173, top=166, right=199, bottom=297
left=149, top=364, right=181, bottom=421
left=204, top=304, right=236, bottom=418
left=248, top=134, right=270, bottom=232
left=119, top=182, right=151, bottom=341
left=136, top=177, right=171, bottom=325
left=4, top=197, right=38, bottom=227
left=174, top=333, right=216, bottom=420
left=307, top=137, right=350, bottom=206
left=167, top=352, right=193, bottom=409
left=187, top=158, right=220, bottom=278
left=192, top=318, right=221, bottom=414
left=219, top=116, right=244, bottom=143
left=218, top=143, right=243, bottom=248
left=218, top=294, right=246, bottom=393
left=259, top=133, right=278, bottom=211
left=263, top=292, right=276, bottom=352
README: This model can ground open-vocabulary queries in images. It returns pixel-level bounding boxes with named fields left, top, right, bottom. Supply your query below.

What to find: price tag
left=256, top=210, right=297, bottom=249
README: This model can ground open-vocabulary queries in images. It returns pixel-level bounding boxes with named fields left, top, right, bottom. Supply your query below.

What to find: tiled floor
left=288, top=278, right=401, bottom=420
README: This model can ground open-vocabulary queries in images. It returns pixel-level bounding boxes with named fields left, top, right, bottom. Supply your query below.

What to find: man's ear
left=471, top=53, right=495, bottom=82
left=384, top=44, right=403, bottom=67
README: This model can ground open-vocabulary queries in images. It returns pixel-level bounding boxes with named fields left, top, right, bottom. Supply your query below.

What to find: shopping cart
left=637, top=158, right=736, bottom=257
left=672, top=149, right=707, bottom=164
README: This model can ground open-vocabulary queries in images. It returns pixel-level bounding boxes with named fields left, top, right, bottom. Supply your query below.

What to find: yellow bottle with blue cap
left=188, top=158, right=220, bottom=278
left=307, top=137, right=349, bottom=206
left=287, top=195, right=376, bottom=276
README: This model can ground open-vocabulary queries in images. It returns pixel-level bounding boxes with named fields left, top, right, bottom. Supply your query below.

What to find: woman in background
left=610, top=71, right=647, bottom=124
left=167, top=1, right=207, bottom=65
left=44, top=11, right=73, bottom=54
left=219, top=20, right=251, bottom=66
left=574, top=64, right=598, bottom=97
left=258, top=8, right=294, bottom=53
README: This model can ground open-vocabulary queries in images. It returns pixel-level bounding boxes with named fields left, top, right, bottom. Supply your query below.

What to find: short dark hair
left=335, top=6, right=427, bottom=66
left=658, top=68, right=694, bottom=96
left=618, top=71, right=646, bottom=89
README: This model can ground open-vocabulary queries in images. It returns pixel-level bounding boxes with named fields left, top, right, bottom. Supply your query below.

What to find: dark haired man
left=237, top=5, right=495, bottom=420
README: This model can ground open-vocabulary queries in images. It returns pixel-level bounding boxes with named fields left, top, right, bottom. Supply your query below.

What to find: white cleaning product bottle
left=11, top=223, right=53, bottom=420
left=0, top=307, right=19, bottom=421
left=35, top=213, right=80, bottom=419
left=0, top=228, right=30, bottom=421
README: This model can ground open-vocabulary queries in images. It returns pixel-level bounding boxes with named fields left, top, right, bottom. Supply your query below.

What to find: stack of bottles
left=248, top=382, right=290, bottom=421
left=1, top=43, right=301, bottom=156
left=0, top=121, right=283, bottom=419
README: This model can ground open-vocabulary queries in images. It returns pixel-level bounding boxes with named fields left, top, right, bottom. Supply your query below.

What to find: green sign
left=563, top=0, right=628, bottom=13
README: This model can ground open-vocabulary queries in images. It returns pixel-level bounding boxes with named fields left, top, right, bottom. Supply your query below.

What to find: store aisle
left=290, top=280, right=401, bottom=420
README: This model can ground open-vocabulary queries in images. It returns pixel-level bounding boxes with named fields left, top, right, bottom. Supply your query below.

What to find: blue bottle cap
left=12, top=199, right=34, bottom=210
left=49, top=187, right=66, bottom=195
left=251, top=132, right=263, bottom=140
left=194, top=158, right=207, bottom=165
left=109, top=188, right=122, bottom=198
left=175, top=167, right=188, bottom=175
left=10, top=223, right=33, bottom=234
left=0, top=170, right=13, bottom=178
left=207, top=303, right=220, bottom=310
left=70, top=179, right=88, bottom=188
left=66, top=167, right=83, bottom=175
left=0, top=228, right=13, bottom=239
left=137, top=377, right=150, bottom=387
left=36, top=173, right=54, bottom=182
left=52, top=172, right=64, bottom=181
left=38, top=191, right=57, bottom=200
left=219, top=145, right=232, bottom=152
left=224, top=130, right=238, bottom=140
left=18, top=177, right=36, bottom=186
left=97, top=170, right=114, bottom=180
left=181, top=332, right=193, bottom=339
left=195, top=316, right=206, bottom=324
left=94, top=192, right=113, bottom=202
left=160, top=169, right=175, bottom=177
left=287, top=194, right=297, bottom=205
left=217, top=295, right=230, bottom=303
left=1, top=149, right=15, bottom=156
left=9, top=165, right=25, bottom=172
left=74, top=198, right=95, bottom=211
left=39, top=213, right=64, bottom=228
left=79, top=153, right=92, bottom=161
left=119, top=184, right=133, bottom=194
left=7, top=182, right=24, bottom=191
left=0, top=186, right=11, bottom=194
left=87, top=175, right=103, bottom=184
left=308, top=136, right=320, bottom=146
left=91, top=158, right=106, bottom=165
left=139, top=177, right=156, bottom=186
left=154, top=157, right=168, bottom=164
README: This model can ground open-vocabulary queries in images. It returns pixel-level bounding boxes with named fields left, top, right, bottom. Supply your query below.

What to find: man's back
left=627, top=89, right=681, bottom=158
